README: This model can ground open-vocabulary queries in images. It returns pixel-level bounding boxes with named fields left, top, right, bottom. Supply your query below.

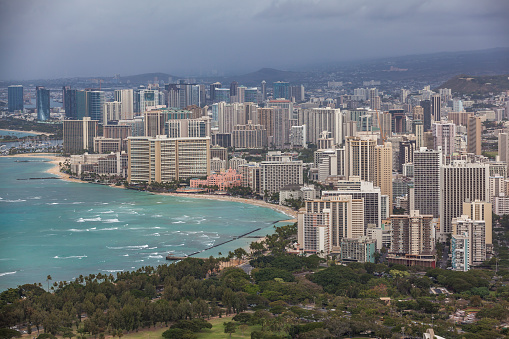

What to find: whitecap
left=166, top=243, right=185, bottom=247
left=68, top=228, right=86, bottom=232
left=134, top=260, right=145, bottom=262
left=122, top=254, right=129, bottom=257
left=99, top=210, right=115, bottom=214
left=76, top=217, right=102, bottom=222
left=72, top=202, right=84, bottom=204
left=100, top=227, right=119, bottom=231
left=0, top=271, right=16, bottom=277
left=107, top=244, right=149, bottom=250
left=172, top=221, right=185, bottom=224
left=2, top=199, right=27, bottom=203
left=103, top=218, right=120, bottom=223
left=152, top=214, right=163, bottom=218
left=147, top=246, right=157, bottom=250
left=148, top=255, right=163, bottom=259
left=53, top=255, right=87, bottom=260
left=148, top=233, right=160, bottom=237
left=29, top=196, right=42, bottom=200
left=46, top=202, right=59, bottom=205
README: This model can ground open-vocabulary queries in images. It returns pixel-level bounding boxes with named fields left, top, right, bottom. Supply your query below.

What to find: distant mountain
left=438, top=74, right=509, bottom=95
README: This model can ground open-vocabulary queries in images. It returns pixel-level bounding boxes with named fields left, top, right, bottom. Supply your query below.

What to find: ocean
left=0, top=157, right=289, bottom=291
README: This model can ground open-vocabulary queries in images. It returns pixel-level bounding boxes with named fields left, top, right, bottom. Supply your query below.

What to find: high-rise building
left=467, top=116, right=482, bottom=155
left=297, top=195, right=365, bottom=254
left=127, top=136, right=210, bottom=183
left=432, top=121, right=456, bottom=155
left=290, top=85, right=305, bottom=102
left=8, top=85, right=23, bottom=112
left=370, top=96, right=381, bottom=111
left=114, top=89, right=134, bottom=120
left=390, top=109, right=406, bottom=133
left=399, top=140, right=416, bottom=172
left=301, top=108, right=343, bottom=146
left=390, top=210, right=435, bottom=256
left=414, top=148, right=441, bottom=217
left=499, top=133, right=509, bottom=173
left=166, top=117, right=210, bottom=138
left=440, top=161, right=489, bottom=235
left=413, top=120, right=424, bottom=149
left=36, top=86, right=50, bottom=121
left=452, top=215, right=486, bottom=266
left=87, top=91, right=105, bottom=122
left=463, top=200, right=492, bottom=245
left=63, top=86, right=78, bottom=119
left=412, top=105, right=424, bottom=121
left=214, top=88, right=230, bottom=103
left=344, top=136, right=377, bottom=182
left=144, top=109, right=192, bottom=137
left=266, top=100, right=293, bottom=148
left=232, top=122, right=267, bottom=149
left=209, top=82, right=221, bottom=102
left=229, top=81, right=238, bottom=97
left=323, top=179, right=382, bottom=229
left=261, top=80, right=267, bottom=101
left=451, top=232, right=469, bottom=271
left=375, top=142, right=393, bottom=213
left=76, top=90, right=88, bottom=119
left=340, top=237, right=376, bottom=263
left=134, top=88, right=160, bottom=113
left=431, top=94, right=441, bottom=122
left=420, top=100, right=432, bottom=131
left=273, top=81, right=290, bottom=100
left=103, top=101, right=122, bottom=125
left=63, top=117, right=98, bottom=154
left=259, top=157, right=303, bottom=195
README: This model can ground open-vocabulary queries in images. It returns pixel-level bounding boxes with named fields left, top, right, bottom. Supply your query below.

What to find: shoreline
left=5, top=153, right=297, bottom=256
left=5, top=153, right=298, bottom=219
left=0, top=128, right=54, bottom=136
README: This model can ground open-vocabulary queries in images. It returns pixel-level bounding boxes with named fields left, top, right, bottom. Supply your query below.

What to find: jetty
left=166, top=227, right=263, bottom=261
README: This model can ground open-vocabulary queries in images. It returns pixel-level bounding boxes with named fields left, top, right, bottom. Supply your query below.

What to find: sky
left=1, top=0, right=508, bottom=80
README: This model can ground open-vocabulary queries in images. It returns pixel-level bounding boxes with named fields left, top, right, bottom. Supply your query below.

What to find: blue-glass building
left=8, top=85, right=23, bottom=112
left=215, top=88, right=230, bottom=103
left=36, top=86, right=50, bottom=121
left=273, top=81, right=290, bottom=100
left=87, top=91, right=105, bottom=122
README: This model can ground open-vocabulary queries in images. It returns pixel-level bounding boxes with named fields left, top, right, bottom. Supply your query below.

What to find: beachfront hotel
left=127, top=135, right=210, bottom=183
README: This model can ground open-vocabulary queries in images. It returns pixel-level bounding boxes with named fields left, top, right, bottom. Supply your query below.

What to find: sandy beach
left=4, top=153, right=298, bottom=220
left=0, top=128, right=54, bottom=136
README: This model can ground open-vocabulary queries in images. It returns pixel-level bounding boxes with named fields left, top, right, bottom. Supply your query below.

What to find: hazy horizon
left=1, top=0, right=508, bottom=81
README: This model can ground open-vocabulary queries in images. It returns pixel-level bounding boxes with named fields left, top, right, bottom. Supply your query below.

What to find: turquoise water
left=0, top=157, right=289, bottom=290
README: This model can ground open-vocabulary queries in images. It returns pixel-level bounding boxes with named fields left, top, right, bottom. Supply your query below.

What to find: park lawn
left=121, top=326, right=168, bottom=339
left=196, top=316, right=262, bottom=338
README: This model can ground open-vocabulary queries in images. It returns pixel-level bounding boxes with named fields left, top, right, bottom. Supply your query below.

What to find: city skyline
left=1, top=0, right=508, bottom=80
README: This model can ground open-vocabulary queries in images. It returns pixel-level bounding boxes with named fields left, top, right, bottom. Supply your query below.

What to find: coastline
left=0, top=128, right=54, bottom=136
left=5, top=152, right=297, bottom=221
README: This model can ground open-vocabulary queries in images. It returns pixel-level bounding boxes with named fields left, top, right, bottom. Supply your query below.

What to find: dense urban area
left=1, top=49, right=509, bottom=339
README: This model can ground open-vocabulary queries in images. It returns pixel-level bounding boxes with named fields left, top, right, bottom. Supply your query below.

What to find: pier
left=166, top=227, right=263, bottom=261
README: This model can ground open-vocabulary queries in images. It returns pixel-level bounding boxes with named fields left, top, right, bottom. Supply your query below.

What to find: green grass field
left=196, top=316, right=262, bottom=338
left=120, top=316, right=261, bottom=339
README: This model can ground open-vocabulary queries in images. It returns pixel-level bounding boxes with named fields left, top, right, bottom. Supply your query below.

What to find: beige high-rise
left=345, top=136, right=377, bottom=182
left=467, top=116, right=482, bottom=155
left=463, top=200, right=492, bottom=245
left=375, top=142, right=393, bottom=212
left=128, top=136, right=210, bottom=183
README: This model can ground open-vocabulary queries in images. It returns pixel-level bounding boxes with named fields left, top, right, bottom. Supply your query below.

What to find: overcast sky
left=1, top=0, right=508, bottom=80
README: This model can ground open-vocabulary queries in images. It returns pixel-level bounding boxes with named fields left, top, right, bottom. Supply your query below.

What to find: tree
left=46, top=275, right=52, bottom=292
left=223, top=321, right=236, bottom=338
